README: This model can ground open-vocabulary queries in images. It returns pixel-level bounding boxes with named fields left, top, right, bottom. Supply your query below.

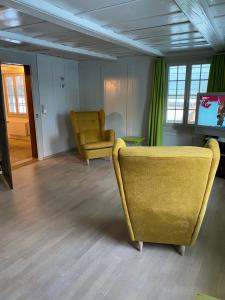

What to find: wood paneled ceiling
left=0, top=0, right=224, bottom=60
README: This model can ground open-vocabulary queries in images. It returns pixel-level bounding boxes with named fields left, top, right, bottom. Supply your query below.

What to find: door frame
left=1, top=63, right=39, bottom=163
left=0, top=63, right=13, bottom=189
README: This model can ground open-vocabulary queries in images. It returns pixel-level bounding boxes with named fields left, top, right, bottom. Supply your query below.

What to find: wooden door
left=0, top=64, right=13, bottom=189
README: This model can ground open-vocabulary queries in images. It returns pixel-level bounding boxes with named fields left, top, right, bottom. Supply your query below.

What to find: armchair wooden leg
left=134, top=241, right=143, bottom=252
left=176, top=245, right=186, bottom=256
left=86, top=159, right=89, bottom=166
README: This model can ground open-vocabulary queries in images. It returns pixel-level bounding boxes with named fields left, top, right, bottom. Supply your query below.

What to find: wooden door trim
left=0, top=64, right=13, bottom=189
left=24, top=65, right=38, bottom=158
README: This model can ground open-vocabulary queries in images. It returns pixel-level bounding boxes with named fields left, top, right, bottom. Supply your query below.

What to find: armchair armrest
left=102, top=129, right=115, bottom=142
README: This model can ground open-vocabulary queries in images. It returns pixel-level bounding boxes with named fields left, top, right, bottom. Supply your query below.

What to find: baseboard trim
left=42, top=148, right=77, bottom=160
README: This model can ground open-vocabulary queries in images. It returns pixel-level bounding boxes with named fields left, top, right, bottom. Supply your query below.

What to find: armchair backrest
left=70, top=110, right=105, bottom=151
left=113, top=138, right=220, bottom=246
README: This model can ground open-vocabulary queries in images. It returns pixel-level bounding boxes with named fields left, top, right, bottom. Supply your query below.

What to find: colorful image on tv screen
left=198, top=95, right=225, bottom=128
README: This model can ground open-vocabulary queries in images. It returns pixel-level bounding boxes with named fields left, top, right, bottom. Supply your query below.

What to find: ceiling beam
left=1, top=0, right=163, bottom=56
left=174, top=0, right=224, bottom=50
left=0, top=30, right=117, bottom=60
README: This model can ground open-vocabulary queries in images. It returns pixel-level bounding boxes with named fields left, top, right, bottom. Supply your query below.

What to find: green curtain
left=207, top=54, right=225, bottom=92
left=147, top=59, right=166, bottom=146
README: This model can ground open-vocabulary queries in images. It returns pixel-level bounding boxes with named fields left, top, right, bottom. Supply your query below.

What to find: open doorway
left=1, top=64, right=38, bottom=169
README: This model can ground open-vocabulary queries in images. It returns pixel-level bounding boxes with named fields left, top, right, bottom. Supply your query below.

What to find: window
left=3, top=74, right=27, bottom=116
left=167, top=65, right=186, bottom=124
left=166, top=63, right=210, bottom=125
left=188, top=64, right=210, bottom=124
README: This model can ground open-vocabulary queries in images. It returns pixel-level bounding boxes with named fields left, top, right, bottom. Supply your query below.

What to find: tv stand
left=204, top=136, right=225, bottom=179
left=217, top=141, right=225, bottom=179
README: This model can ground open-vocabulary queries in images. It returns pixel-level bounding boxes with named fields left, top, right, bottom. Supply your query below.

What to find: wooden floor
left=0, top=153, right=225, bottom=300
left=8, top=138, right=33, bottom=168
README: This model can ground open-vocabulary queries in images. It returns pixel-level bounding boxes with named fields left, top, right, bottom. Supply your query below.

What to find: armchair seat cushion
left=81, top=140, right=114, bottom=150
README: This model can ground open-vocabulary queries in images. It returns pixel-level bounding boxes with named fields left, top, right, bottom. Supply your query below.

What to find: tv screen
left=196, top=93, right=225, bottom=137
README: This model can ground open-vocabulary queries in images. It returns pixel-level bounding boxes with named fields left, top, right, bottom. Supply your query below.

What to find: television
left=195, top=92, right=225, bottom=138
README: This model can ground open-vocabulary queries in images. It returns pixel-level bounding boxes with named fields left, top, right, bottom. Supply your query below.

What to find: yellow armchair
left=113, top=138, right=220, bottom=255
left=70, top=110, right=115, bottom=164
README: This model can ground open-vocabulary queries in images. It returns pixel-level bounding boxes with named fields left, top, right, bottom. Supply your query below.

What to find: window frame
left=164, top=59, right=211, bottom=128
left=3, top=73, right=28, bottom=118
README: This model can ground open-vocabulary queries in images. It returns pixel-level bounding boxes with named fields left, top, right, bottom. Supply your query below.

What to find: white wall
left=1, top=46, right=207, bottom=158
left=79, top=56, right=152, bottom=139
left=79, top=61, right=103, bottom=111
left=79, top=53, right=210, bottom=146
left=37, top=54, right=79, bottom=157
left=163, top=127, right=203, bottom=146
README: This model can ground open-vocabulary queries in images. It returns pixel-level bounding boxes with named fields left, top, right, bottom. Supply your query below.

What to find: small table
left=122, top=136, right=145, bottom=146
left=195, top=293, right=220, bottom=300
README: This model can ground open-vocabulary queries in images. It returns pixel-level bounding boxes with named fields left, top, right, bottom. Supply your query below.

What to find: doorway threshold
left=12, top=158, right=38, bottom=170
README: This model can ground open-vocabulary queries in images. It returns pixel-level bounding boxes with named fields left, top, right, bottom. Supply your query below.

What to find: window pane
left=18, top=96, right=26, bottom=113
left=6, top=76, right=16, bottom=113
left=18, top=96, right=25, bottom=105
left=178, top=65, right=186, bottom=80
left=167, top=97, right=176, bottom=109
left=177, top=81, right=185, bottom=95
left=190, top=80, right=200, bottom=94
left=168, top=81, right=177, bottom=95
left=201, top=64, right=210, bottom=79
left=176, top=96, right=184, bottom=109
left=189, top=96, right=197, bottom=109
left=6, top=76, right=14, bottom=95
left=200, top=80, right=208, bottom=92
left=175, top=110, right=183, bottom=123
left=8, top=95, right=16, bottom=113
left=15, top=75, right=26, bottom=114
left=167, top=109, right=175, bottom=123
left=191, top=65, right=201, bottom=80
left=188, top=110, right=196, bottom=124
left=169, top=66, right=177, bottom=80
left=16, top=76, right=25, bottom=96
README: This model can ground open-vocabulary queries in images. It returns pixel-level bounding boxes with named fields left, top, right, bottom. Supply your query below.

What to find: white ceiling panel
left=103, top=12, right=188, bottom=32
left=151, top=37, right=207, bottom=46
left=207, top=1, right=225, bottom=16
left=46, top=0, right=138, bottom=15
left=161, top=44, right=211, bottom=52
left=207, top=0, right=225, bottom=6
left=141, top=31, right=203, bottom=43
left=6, top=20, right=140, bottom=57
left=7, top=22, right=70, bottom=38
left=77, top=0, right=179, bottom=25
left=205, top=1, right=225, bottom=37
left=0, top=0, right=224, bottom=59
left=130, top=22, right=196, bottom=40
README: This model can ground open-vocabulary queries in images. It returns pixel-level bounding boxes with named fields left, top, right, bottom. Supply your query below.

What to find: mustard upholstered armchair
left=70, top=110, right=115, bottom=165
left=113, top=138, right=220, bottom=255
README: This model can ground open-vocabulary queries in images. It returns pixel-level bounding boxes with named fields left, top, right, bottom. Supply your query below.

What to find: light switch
left=41, top=105, right=47, bottom=115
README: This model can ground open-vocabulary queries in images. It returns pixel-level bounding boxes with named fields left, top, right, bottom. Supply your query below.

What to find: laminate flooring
left=0, top=153, right=224, bottom=300
left=8, top=138, right=33, bottom=168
